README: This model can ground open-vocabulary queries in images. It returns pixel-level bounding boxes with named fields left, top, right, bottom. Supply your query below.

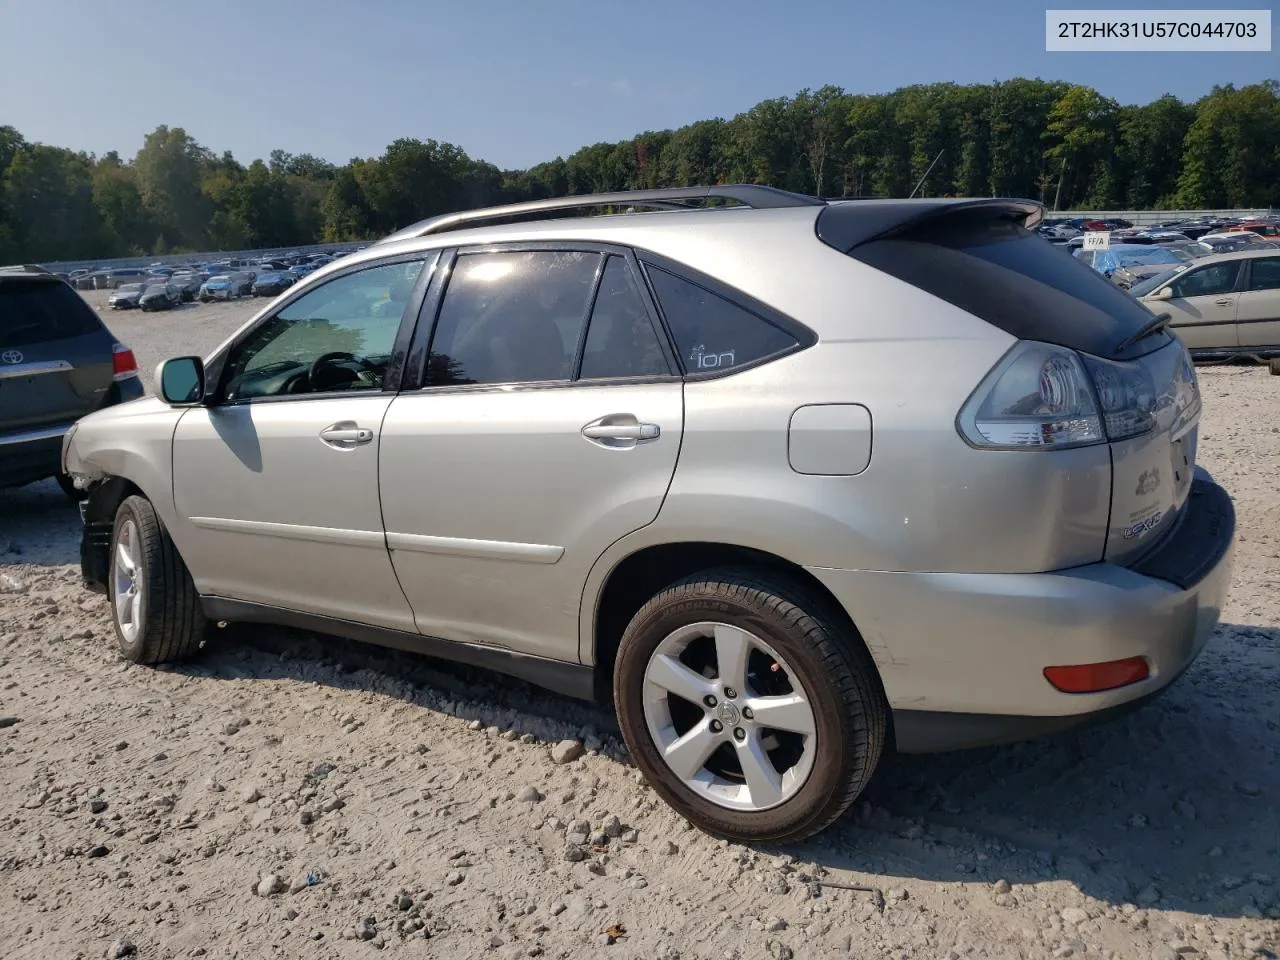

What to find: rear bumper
left=0, top=423, right=72, bottom=488
left=0, top=378, right=143, bottom=490
left=807, top=469, right=1235, bottom=752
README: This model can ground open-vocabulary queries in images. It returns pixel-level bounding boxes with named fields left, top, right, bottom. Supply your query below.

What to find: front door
left=1236, top=256, right=1280, bottom=349
left=379, top=248, right=684, bottom=661
left=1161, top=260, right=1243, bottom=352
left=172, top=256, right=432, bottom=630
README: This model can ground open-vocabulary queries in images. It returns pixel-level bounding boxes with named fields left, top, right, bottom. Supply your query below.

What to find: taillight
left=112, top=343, right=138, bottom=380
left=957, top=341, right=1158, bottom=450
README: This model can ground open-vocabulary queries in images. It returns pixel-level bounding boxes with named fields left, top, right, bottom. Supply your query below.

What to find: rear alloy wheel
left=109, top=495, right=207, bottom=664
left=614, top=568, right=887, bottom=843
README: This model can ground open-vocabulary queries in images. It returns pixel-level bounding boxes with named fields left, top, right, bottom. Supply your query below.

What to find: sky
left=0, top=0, right=1274, bottom=170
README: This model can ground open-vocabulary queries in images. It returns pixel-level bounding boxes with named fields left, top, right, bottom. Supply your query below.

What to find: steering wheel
left=308, top=351, right=377, bottom=390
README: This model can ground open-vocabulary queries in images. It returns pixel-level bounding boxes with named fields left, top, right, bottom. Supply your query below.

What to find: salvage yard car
left=0, top=266, right=143, bottom=496
left=138, top=282, right=182, bottom=312
left=64, top=186, right=1235, bottom=843
left=198, top=274, right=239, bottom=301
left=107, top=282, right=146, bottom=309
left=1131, top=247, right=1280, bottom=368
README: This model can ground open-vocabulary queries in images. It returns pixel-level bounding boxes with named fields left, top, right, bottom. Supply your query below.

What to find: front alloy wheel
left=111, top=517, right=144, bottom=644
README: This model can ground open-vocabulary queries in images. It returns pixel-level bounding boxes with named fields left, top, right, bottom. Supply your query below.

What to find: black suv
left=0, top=266, right=144, bottom=496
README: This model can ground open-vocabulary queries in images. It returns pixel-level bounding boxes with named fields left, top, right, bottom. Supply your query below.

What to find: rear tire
left=108, top=495, right=206, bottom=664
left=1270, top=357, right=1280, bottom=376
left=613, top=567, right=886, bottom=843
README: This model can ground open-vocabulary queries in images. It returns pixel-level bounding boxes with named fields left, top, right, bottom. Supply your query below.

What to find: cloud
left=570, top=78, right=590, bottom=89
left=609, top=79, right=632, bottom=97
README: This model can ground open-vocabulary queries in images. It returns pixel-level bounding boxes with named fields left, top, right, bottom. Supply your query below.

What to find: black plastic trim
left=199, top=597, right=597, bottom=701
left=1129, top=474, right=1235, bottom=590
left=892, top=678, right=1177, bottom=753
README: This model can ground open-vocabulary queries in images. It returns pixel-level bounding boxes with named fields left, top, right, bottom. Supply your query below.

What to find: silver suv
left=64, top=186, right=1235, bottom=843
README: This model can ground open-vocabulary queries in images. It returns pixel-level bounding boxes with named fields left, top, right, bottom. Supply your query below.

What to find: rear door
left=1235, top=256, right=1280, bottom=349
left=379, top=246, right=684, bottom=661
left=1160, top=260, right=1243, bottom=352
left=0, top=276, right=113, bottom=433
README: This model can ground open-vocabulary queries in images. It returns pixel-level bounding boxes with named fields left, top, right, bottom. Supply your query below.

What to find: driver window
left=1168, top=262, right=1239, bottom=300
left=223, top=258, right=428, bottom=400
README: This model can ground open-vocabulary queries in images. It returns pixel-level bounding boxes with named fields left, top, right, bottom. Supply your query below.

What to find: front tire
left=109, top=495, right=207, bottom=664
left=613, top=568, right=887, bottom=844
left=1270, top=357, right=1280, bottom=376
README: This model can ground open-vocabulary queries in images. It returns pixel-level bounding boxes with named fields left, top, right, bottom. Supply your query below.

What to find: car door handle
left=319, top=421, right=374, bottom=447
left=581, top=416, right=660, bottom=446
left=1214, top=297, right=1235, bottom=305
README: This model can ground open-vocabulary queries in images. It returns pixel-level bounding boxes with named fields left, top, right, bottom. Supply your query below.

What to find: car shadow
left=169, top=617, right=1279, bottom=921
left=0, top=479, right=82, bottom=567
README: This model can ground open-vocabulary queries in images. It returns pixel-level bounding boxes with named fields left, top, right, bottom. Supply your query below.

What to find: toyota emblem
left=0, top=350, right=23, bottom=364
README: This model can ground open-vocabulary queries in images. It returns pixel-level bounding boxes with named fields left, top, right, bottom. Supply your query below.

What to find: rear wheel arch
left=589, top=541, right=885, bottom=704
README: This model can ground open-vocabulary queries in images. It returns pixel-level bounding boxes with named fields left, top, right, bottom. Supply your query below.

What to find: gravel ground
left=0, top=291, right=1277, bottom=959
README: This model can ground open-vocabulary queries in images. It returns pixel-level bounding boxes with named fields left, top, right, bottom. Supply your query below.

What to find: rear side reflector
left=1043, top=657, right=1149, bottom=694
left=112, top=343, right=138, bottom=380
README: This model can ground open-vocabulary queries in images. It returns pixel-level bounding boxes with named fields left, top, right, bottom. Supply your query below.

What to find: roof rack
left=377, top=184, right=825, bottom=244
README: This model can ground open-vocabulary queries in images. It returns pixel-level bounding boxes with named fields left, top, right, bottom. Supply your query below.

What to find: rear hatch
left=0, top=276, right=115, bottom=432
left=817, top=200, right=1202, bottom=564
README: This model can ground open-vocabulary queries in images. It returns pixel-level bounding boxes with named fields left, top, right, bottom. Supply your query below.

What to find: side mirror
left=1151, top=287, right=1174, bottom=301
left=157, top=356, right=206, bottom=405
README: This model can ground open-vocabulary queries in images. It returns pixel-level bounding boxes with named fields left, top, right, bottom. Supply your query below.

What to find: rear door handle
left=319, top=421, right=374, bottom=448
left=1214, top=297, right=1235, bottom=305
left=581, top=415, right=660, bottom=447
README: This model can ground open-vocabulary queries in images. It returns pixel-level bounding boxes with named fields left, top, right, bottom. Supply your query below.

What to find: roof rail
left=376, top=184, right=825, bottom=244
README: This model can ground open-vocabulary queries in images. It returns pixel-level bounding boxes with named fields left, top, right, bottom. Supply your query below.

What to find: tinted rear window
left=0, top=279, right=103, bottom=348
left=836, top=212, right=1174, bottom=360
left=645, top=266, right=799, bottom=374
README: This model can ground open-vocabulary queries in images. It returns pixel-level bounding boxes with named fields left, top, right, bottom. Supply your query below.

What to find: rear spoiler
left=815, top=198, right=1044, bottom=253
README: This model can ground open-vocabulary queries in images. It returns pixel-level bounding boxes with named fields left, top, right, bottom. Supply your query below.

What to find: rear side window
left=645, top=266, right=798, bottom=374
left=0, top=279, right=103, bottom=348
left=1247, top=258, right=1280, bottom=292
left=427, top=250, right=599, bottom=386
left=579, top=257, right=669, bottom=379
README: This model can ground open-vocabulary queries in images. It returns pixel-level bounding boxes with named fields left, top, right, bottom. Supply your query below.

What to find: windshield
left=1115, top=247, right=1181, bottom=266
left=118, top=283, right=144, bottom=293
left=1130, top=266, right=1187, bottom=298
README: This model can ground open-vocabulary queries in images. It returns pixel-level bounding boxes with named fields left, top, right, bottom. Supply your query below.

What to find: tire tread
left=115, top=495, right=206, bottom=664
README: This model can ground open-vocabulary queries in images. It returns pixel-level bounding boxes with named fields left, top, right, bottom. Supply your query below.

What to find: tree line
left=1, top=78, right=1277, bottom=263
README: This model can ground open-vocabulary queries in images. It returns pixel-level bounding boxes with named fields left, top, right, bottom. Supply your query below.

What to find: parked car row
left=59, top=249, right=363, bottom=291
left=1043, top=213, right=1280, bottom=244
left=100, top=263, right=328, bottom=310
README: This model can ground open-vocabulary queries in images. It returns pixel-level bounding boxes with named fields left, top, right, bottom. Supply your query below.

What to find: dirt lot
left=1, top=291, right=1277, bottom=960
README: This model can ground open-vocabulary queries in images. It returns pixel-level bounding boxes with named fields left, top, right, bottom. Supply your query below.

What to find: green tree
left=132, top=125, right=214, bottom=249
